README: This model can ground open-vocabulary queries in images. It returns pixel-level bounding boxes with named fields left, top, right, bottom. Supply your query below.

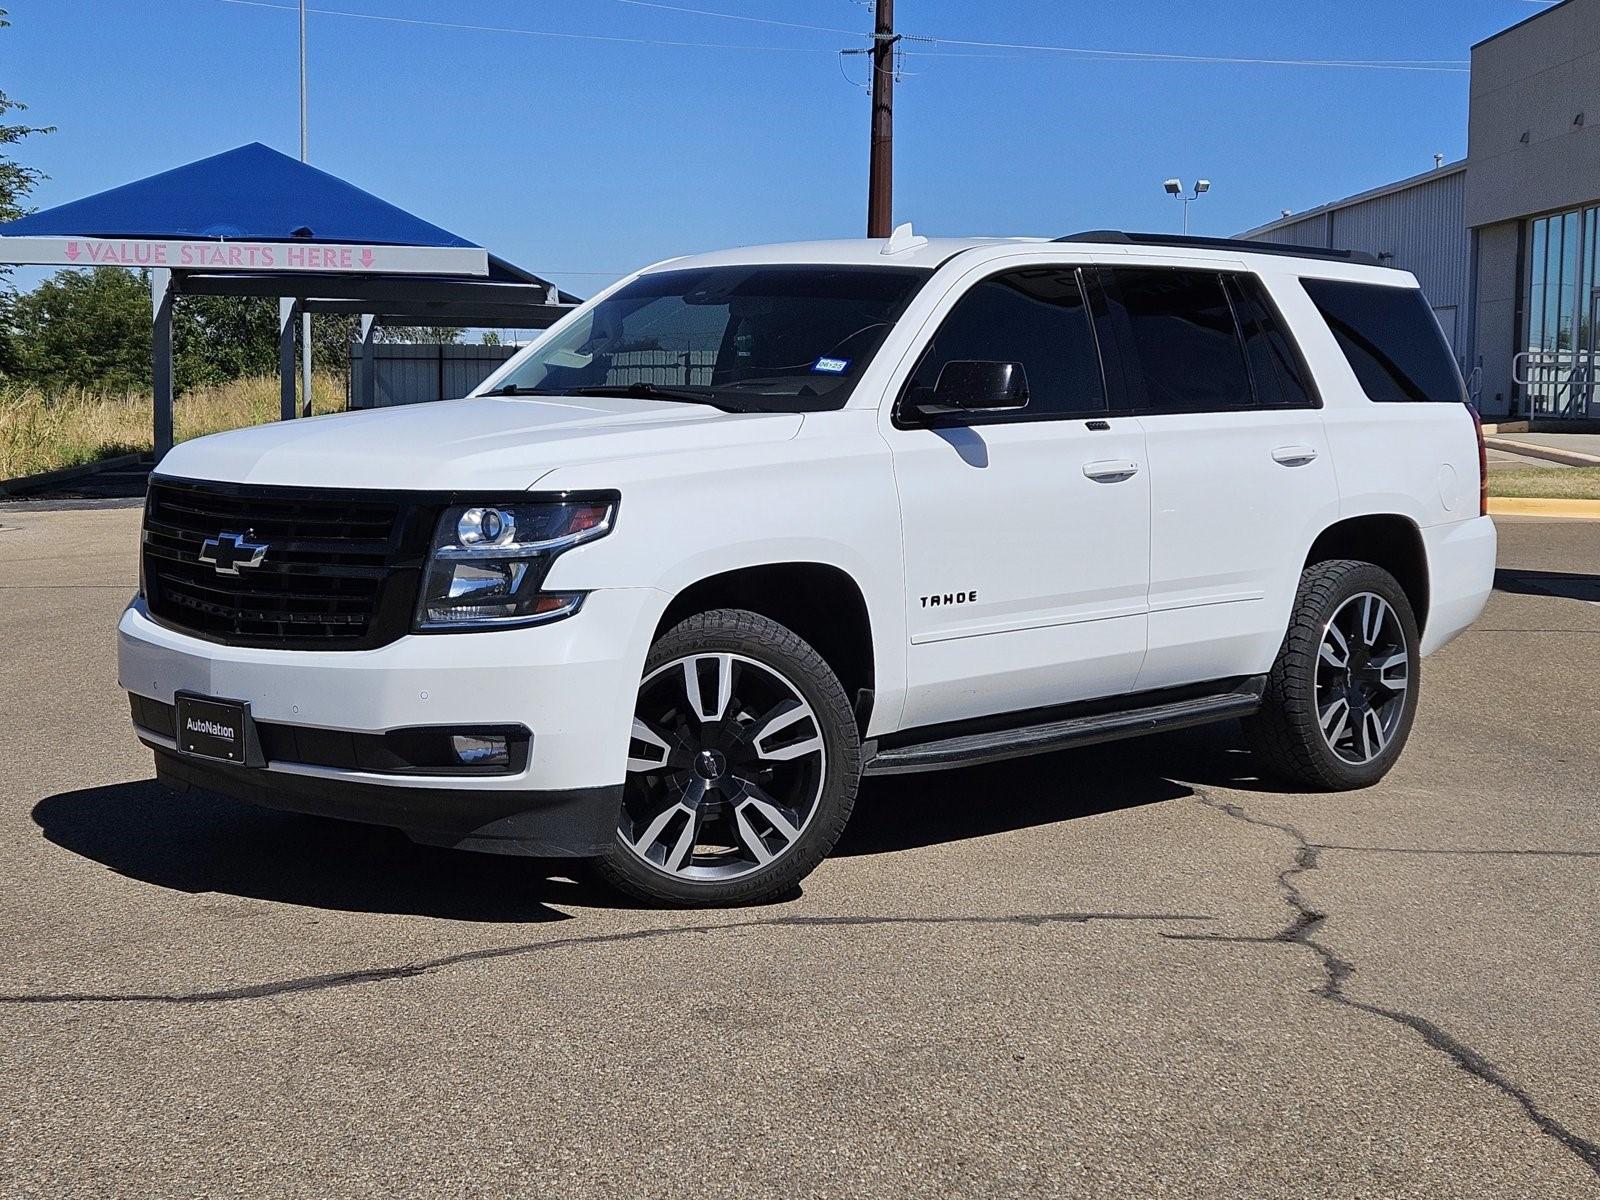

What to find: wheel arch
left=1304, top=514, right=1430, bottom=633
left=653, top=561, right=877, bottom=731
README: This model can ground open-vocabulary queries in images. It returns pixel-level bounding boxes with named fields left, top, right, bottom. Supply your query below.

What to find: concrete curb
left=0, top=452, right=151, bottom=497
left=1484, top=436, right=1600, bottom=468
left=1488, top=496, right=1600, bottom=519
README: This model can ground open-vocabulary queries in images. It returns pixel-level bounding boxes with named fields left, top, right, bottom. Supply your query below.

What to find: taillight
left=1467, top=403, right=1488, bottom=517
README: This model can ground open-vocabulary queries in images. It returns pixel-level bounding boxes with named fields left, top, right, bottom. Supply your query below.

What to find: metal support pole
left=299, top=0, right=309, bottom=161
left=299, top=0, right=312, bottom=418
left=150, top=268, right=175, bottom=460
left=357, top=314, right=378, bottom=409
left=278, top=297, right=298, bottom=422
left=301, top=311, right=314, bottom=416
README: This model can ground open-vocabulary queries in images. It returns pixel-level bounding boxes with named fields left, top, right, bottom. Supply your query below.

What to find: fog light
left=451, top=733, right=509, bottom=766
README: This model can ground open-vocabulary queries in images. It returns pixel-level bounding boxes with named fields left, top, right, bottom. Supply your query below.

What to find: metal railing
left=1513, top=350, right=1595, bottom=419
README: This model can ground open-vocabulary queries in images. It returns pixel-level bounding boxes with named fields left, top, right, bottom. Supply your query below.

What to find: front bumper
left=151, top=748, right=621, bottom=856
left=119, top=587, right=667, bottom=855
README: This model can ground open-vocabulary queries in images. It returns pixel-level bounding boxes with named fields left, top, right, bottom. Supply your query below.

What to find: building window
left=1524, top=204, right=1600, bottom=417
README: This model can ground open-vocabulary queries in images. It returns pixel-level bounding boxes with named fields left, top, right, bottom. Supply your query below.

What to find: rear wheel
left=596, top=608, right=861, bottom=907
left=1246, top=559, right=1420, bottom=790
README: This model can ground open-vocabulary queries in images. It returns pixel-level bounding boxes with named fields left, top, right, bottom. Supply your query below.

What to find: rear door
left=884, top=263, right=1150, bottom=729
left=1094, top=265, right=1340, bottom=691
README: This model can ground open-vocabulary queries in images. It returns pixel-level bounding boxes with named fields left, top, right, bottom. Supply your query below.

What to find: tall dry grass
left=0, top=375, right=348, bottom=480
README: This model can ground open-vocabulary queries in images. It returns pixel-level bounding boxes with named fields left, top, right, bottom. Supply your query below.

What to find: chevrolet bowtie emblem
left=198, top=531, right=269, bottom=576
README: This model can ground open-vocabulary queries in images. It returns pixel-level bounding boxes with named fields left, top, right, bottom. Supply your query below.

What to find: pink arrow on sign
left=359, top=248, right=374, bottom=268
left=65, top=241, right=80, bottom=261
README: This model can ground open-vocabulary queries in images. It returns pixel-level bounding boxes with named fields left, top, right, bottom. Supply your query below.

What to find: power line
left=212, top=0, right=1471, bottom=74
left=593, top=0, right=1470, bottom=72
left=610, top=0, right=869, bottom=40
left=909, top=36, right=1470, bottom=72
left=211, top=0, right=843, bottom=54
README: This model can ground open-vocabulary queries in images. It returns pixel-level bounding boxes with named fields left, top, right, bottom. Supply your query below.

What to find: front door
left=885, top=265, right=1151, bottom=730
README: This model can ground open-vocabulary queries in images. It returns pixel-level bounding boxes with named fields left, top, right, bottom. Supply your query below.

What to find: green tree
left=10, top=267, right=151, bottom=392
left=0, top=7, right=55, bottom=376
left=175, top=294, right=279, bottom=386
left=378, top=324, right=463, bottom=345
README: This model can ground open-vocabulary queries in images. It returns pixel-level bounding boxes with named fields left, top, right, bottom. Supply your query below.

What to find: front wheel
left=1245, top=559, right=1421, bottom=791
left=595, top=608, right=862, bottom=907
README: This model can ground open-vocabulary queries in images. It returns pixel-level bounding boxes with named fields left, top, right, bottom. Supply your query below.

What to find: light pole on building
left=1164, top=178, right=1211, bottom=234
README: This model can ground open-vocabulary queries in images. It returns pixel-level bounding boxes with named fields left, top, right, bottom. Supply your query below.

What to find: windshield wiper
left=568, top=383, right=747, bottom=412
left=482, top=384, right=559, bottom=396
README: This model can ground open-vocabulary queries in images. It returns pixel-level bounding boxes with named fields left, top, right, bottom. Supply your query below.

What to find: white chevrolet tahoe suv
left=120, top=229, right=1497, bottom=906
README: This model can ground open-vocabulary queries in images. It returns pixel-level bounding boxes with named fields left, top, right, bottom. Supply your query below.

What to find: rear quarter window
left=1300, top=277, right=1466, bottom=404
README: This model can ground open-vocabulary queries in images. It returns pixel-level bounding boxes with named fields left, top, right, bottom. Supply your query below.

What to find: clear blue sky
left=3, top=0, right=1557, bottom=295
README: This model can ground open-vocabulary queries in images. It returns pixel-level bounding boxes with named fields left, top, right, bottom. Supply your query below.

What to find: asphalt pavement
left=1, top=502, right=1596, bottom=1198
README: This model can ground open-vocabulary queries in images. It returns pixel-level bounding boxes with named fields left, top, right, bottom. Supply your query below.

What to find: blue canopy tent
left=0, top=143, right=578, bottom=457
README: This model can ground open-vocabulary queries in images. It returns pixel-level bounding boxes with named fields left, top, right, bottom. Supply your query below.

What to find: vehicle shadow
left=838, top=721, right=1282, bottom=857
left=34, top=726, right=1284, bottom=915
left=30, top=779, right=604, bottom=923
left=1493, top=567, right=1600, bottom=604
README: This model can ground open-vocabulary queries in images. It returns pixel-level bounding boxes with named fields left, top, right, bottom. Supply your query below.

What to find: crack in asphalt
left=0, top=910, right=1209, bottom=1007
left=1466, top=628, right=1600, bottom=635
left=1316, top=844, right=1600, bottom=859
left=1171, top=791, right=1600, bottom=1178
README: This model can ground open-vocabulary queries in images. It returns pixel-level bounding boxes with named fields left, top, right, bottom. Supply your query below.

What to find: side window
left=905, top=267, right=1105, bottom=419
left=1100, top=268, right=1254, bottom=413
left=1300, top=277, right=1467, bottom=404
left=1225, top=275, right=1319, bottom=409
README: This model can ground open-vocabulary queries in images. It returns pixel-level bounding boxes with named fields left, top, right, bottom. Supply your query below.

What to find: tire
left=1245, top=559, right=1421, bottom=791
left=595, top=608, right=862, bottom=907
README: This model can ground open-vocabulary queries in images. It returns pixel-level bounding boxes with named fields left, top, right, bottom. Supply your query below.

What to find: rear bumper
left=150, top=746, right=621, bottom=857
left=1421, top=515, right=1497, bottom=656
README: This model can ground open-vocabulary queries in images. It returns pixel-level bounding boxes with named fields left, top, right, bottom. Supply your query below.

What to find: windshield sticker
left=812, top=356, right=850, bottom=374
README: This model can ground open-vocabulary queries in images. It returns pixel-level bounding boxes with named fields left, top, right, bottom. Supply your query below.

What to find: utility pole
left=866, top=0, right=896, bottom=238
left=299, top=0, right=314, bottom=418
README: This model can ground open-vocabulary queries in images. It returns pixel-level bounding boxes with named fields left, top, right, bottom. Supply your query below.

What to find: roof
left=641, top=236, right=1037, bottom=273
left=1238, top=159, right=1467, bottom=240
left=1471, top=0, right=1574, bottom=50
left=0, top=141, right=558, bottom=287
left=643, top=232, right=1410, bottom=280
left=0, top=142, right=475, bottom=246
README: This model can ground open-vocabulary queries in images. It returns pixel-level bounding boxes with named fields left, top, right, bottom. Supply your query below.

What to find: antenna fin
left=881, top=222, right=928, bottom=255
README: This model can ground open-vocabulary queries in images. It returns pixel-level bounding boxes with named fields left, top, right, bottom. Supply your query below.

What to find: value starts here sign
left=0, top=236, right=489, bottom=276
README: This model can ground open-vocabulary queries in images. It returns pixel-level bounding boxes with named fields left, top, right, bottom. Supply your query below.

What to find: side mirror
left=907, top=360, right=1030, bottom=419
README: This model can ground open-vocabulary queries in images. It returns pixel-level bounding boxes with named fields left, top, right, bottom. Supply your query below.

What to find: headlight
left=416, top=497, right=616, bottom=631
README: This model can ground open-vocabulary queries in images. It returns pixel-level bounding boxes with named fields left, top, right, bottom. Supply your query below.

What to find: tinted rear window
left=1100, top=268, right=1254, bottom=413
left=1225, top=275, right=1318, bottom=409
left=1301, top=278, right=1466, bottom=404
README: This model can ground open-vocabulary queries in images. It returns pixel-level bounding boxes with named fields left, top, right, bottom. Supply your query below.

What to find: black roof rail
left=1054, top=230, right=1384, bottom=269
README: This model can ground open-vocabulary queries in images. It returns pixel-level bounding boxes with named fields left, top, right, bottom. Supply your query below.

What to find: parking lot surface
left=1, top=502, right=1597, bottom=1198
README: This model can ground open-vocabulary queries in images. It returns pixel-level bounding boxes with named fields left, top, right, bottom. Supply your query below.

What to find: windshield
left=488, top=265, right=930, bottom=413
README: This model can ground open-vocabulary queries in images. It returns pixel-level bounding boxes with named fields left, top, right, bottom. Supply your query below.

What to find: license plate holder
left=174, top=693, right=264, bottom=767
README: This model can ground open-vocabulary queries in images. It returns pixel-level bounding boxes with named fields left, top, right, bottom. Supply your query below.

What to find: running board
left=863, top=678, right=1266, bottom=776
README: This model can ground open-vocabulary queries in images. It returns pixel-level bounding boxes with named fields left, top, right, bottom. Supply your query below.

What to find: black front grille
left=142, top=477, right=431, bottom=649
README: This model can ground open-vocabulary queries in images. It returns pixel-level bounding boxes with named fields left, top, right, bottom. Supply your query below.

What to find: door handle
left=1272, top=445, right=1319, bottom=466
left=1083, top=459, right=1140, bottom=482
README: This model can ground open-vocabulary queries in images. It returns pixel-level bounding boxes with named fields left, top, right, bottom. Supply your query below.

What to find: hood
left=154, top=394, right=803, bottom=491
